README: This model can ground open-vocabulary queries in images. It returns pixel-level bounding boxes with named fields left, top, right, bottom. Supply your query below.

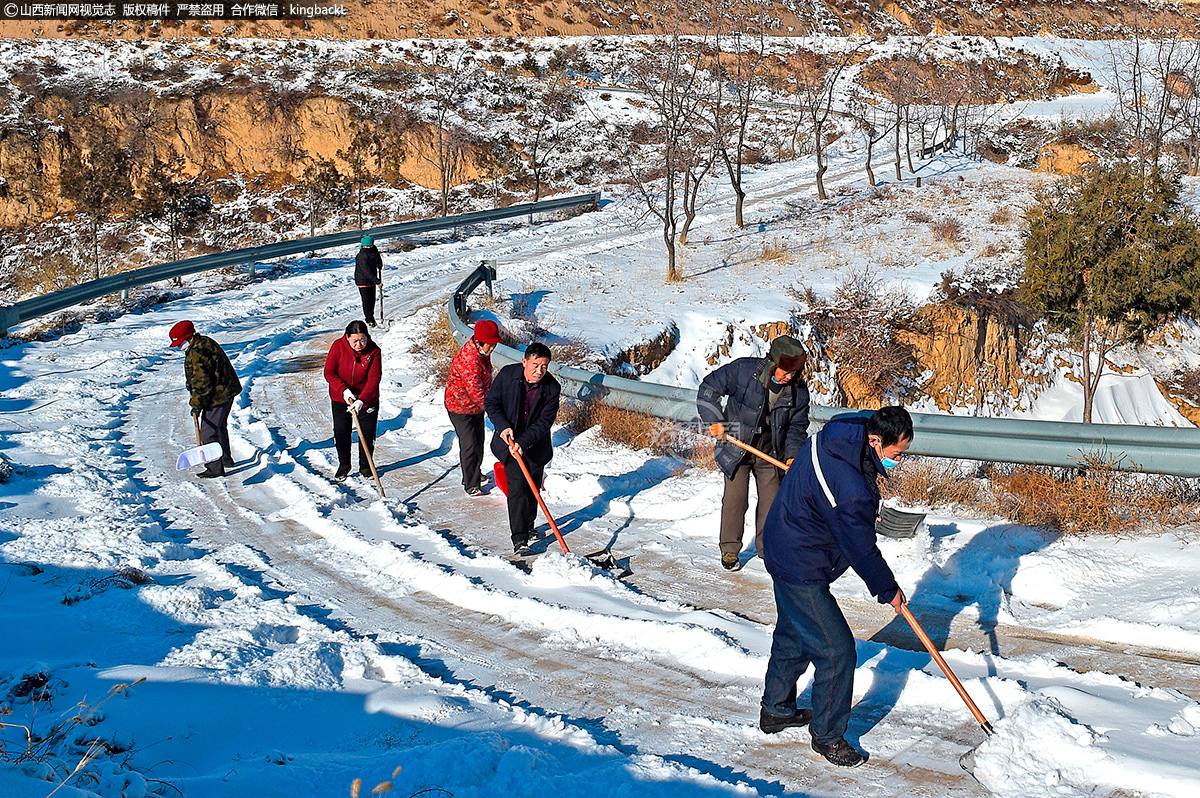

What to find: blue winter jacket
left=696, top=357, right=810, bottom=479
left=761, top=416, right=899, bottom=604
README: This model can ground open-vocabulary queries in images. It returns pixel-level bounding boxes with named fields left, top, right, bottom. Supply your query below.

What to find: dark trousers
left=720, top=454, right=781, bottom=557
left=448, top=410, right=485, bottom=491
left=332, top=401, right=377, bottom=471
left=358, top=285, right=377, bottom=323
left=199, top=399, right=234, bottom=476
left=499, top=452, right=544, bottom=548
left=761, top=580, right=856, bottom=745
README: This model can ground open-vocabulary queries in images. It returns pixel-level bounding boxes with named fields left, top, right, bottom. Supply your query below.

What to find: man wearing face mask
left=757, top=405, right=913, bottom=768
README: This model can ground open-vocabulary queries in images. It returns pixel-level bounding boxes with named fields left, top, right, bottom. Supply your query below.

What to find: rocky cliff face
left=0, top=85, right=484, bottom=227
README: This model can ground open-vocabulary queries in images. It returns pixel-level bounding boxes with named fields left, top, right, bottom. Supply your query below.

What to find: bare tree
left=514, top=71, right=582, bottom=203
left=623, top=34, right=709, bottom=282
left=1108, top=35, right=1200, bottom=171
left=870, top=39, right=924, bottom=182
left=680, top=125, right=718, bottom=245
left=847, top=89, right=890, bottom=186
left=339, top=124, right=377, bottom=229
left=789, top=43, right=862, bottom=200
left=139, top=158, right=212, bottom=263
left=59, top=131, right=134, bottom=280
left=415, top=51, right=483, bottom=216
left=300, top=157, right=349, bottom=239
left=710, top=23, right=773, bottom=227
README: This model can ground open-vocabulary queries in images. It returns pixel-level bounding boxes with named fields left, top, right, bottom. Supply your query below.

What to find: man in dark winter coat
left=355, top=236, right=384, bottom=327
left=170, top=320, right=242, bottom=479
left=484, top=342, right=560, bottom=554
left=758, top=406, right=912, bottom=768
left=697, top=335, right=810, bottom=571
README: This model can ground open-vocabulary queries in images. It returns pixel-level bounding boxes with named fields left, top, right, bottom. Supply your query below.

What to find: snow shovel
left=349, top=405, right=386, bottom=499
left=377, top=283, right=389, bottom=330
left=510, top=449, right=629, bottom=575
left=899, top=602, right=993, bottom=773
left=176, top=415, right=223, bottom=470
left=493, top=461, right=509, bottom=496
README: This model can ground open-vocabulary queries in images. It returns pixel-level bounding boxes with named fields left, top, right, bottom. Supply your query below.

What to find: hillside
left=1, top=0, right=1199, bottom=40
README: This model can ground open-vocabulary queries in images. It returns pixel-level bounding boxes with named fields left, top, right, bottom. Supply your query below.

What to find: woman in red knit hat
left=444, top=319, right=501, bottom=495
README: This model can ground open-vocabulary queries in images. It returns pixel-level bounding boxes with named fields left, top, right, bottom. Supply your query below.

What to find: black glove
left=191, top=407, right=202, bottom=418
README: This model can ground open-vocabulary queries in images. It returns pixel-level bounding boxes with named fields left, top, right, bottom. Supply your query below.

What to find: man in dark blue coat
left=758, top=406, right=913, bottom=768
left=697, top=335, right=810, bottom=571
left=484, top=342, right=561, bottom=554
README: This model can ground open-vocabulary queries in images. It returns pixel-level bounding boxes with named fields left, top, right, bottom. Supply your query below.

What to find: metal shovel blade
left=584, top=549, right=632, bottom=578
left=176, top=442, right=223, bottom=470
left=877, top=505, right=926, bottom=539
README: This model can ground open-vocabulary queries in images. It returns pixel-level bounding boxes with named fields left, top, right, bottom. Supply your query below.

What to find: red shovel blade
left=493, top=462, right=508, bottom=496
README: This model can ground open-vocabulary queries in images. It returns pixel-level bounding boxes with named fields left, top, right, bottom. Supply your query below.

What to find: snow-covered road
left=5, top=181, right=1200, bottom=798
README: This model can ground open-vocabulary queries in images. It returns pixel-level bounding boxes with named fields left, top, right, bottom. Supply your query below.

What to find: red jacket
left=444, top=339, right=493, bottom=415
left=324, top=335, right=382, bottom=407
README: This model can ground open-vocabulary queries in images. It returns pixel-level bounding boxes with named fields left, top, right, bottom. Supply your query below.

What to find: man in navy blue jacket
left=484, top=342, right=561, bottom=554
left=758, top=406, right=913, bottom=768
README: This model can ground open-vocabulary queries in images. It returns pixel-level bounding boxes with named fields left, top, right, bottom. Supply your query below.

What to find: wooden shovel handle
left=511, top=449, right=570, bottom=554
left=709, top=424, right=790, bottom=471
left=899, top=603, right=994, bottom=735
left=350, top=406, right=386, bottom=499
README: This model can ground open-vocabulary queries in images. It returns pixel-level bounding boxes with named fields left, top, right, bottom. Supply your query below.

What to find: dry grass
left=409, top=305, right=461, bottom=388
left=760, top=240, right=792, bottom=263
left=566, top=401, right=714, bottom=465
left=883, top=457, right=984, bottom=509
left=884, top=452, right=1200, bottom=535
left=989, top=206, right=1015, bottom=225
left=930, top=217, right=964, bottom=243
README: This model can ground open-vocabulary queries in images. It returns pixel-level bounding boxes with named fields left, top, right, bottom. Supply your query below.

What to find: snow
left=3, top=32, right=1200, bottom=798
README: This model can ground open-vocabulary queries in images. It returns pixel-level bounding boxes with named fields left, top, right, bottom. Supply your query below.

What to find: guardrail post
left=248, top=262, right=256, bottom=279
left=484, top=259, right=496, bottom=298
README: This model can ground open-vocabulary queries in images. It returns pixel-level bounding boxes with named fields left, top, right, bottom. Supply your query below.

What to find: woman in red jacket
left=324, top=320, right=382, bottom=479
left=444, top=319, right=501, bottom=495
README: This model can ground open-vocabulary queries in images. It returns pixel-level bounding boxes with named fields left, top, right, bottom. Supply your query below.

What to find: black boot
left=759, top=707, right=812, bottom=734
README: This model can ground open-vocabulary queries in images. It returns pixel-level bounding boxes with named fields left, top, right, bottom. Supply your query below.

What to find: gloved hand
left=191, top=407, right=202, bottom=418
left=342, top=388, right=356, bottom=404
left=350, top=399, right=364, bottom=414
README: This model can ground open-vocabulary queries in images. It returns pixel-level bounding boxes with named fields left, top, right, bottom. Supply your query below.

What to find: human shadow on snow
left=850, top=520, right=1058, bottom=742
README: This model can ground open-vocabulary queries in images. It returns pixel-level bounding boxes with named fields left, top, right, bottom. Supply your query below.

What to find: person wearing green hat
left=697, top=334, right=811, bottom=571
left=355, top=235, right=383, bottom=327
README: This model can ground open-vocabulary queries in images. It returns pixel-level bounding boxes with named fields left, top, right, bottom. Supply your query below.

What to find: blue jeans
left=761, top=580, right=856, bottom=744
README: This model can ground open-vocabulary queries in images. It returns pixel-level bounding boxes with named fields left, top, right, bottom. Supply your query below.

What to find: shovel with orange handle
left=509, top=448, right=629, bottom=576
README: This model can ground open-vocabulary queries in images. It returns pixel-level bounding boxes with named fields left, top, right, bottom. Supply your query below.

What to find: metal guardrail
left=448, top=264, right=1200, bottom=478
left=1, top=193, right=600, bottom=336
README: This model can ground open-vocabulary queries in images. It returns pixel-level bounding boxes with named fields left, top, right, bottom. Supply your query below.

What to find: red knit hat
left=169, top=320, right=196, bottom=347
left=473, top=319, right=501, bottom=345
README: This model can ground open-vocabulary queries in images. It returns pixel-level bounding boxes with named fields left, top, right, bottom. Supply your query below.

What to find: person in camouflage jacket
left=170, top=320, right=242, bottom=478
